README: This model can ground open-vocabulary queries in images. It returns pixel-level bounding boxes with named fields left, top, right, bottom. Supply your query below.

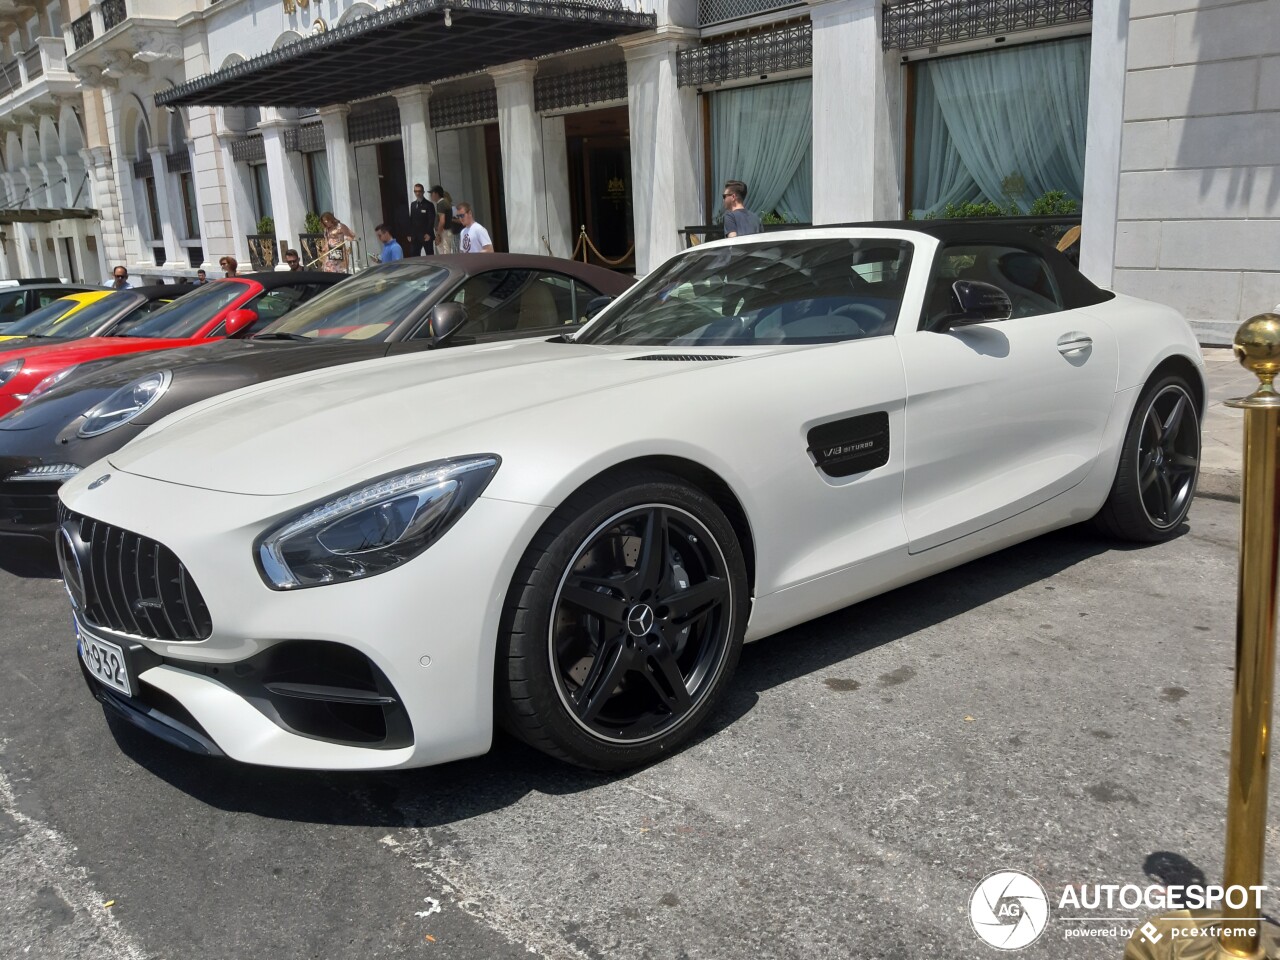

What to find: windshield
left=4, top=297, right=81, bottom=335
left=260, top=262, right=451, bottom=342
left=26, top=292, right=141, bottom=339
left=118, top=281, right=246, bottom=339
left=577, top=238, right=914, bottom=346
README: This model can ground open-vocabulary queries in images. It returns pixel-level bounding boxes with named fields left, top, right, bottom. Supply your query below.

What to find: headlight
left=0, top=358, right=22, bottom=388
left=256, top=455, right=500, bottom=590
left=78, top=370, right=171, bottom=438
left=29, top=364, right=79, bottom=400
left=7, top=463, right=82, bottom=483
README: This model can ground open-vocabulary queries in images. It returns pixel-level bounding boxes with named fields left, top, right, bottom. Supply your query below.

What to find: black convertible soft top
left=826, top=218, right=1112, bottom=311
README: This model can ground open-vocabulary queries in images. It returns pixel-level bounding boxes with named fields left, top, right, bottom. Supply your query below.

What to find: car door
left=898, top=241, right=1117, bottom=554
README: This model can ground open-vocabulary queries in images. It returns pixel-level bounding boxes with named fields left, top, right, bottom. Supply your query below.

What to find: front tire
left=1093, top=375, right=1201, bottom=542
left=497, top=470, right=748, bottom=770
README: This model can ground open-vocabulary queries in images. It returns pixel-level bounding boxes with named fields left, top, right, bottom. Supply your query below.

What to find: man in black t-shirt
left=408, top=183, right=434, bottom=256
left=722, top=180, right=762, bottom=238
left=430, top=185, right=455, bottom=255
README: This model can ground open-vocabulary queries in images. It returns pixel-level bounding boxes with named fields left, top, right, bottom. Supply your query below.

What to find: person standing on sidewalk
left=457, top=202, right=493, bottom=253
left=431, top=186, right=455, bottom=254
left=722, top=180, right=761, bottom=238
left=408, top=183, right=434, bottom=256
left=375, top=224, right=404, bottom=263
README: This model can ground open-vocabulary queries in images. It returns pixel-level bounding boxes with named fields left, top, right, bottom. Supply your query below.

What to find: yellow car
left=0, top=290, right=112, bottom=342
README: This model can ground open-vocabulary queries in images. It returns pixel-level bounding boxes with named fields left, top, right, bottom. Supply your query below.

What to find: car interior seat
left=517, top=282, right=559, bottom=329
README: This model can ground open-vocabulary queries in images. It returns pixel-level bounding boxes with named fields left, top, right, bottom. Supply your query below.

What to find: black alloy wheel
left=1094, top=375, right=1201, bottom=542
left=498, top=471, right=748, bottom=770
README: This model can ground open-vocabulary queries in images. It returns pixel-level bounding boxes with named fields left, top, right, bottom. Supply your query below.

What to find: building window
left=708, top=78, right=812, bottom=224
left=251, top=162, right=273, bottom=223
left=142, top=176, right=162, bottom=240
left=909, top=36, right=1090, bottom=218
left=179, top=171, right=200, bottom=238
left=304, top=150, right=332, bottom=215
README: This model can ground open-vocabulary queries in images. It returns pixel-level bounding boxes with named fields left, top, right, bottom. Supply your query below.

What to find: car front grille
left=0, top=478, right=60, bottom=527
left=60, top=507, right=213, bottom=642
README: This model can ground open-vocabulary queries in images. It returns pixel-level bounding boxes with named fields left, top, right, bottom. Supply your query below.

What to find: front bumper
left=61, top=466, right=553, bottom=770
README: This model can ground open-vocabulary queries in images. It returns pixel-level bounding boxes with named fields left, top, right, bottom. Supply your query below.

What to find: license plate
left=78, top=622, right=133, bottom=698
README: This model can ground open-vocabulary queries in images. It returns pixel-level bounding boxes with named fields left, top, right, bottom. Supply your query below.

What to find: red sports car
left=0, top=271, right=340, bottom=416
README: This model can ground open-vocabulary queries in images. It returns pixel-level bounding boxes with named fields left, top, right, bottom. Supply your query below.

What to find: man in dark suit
left=407, top=183, right=434, bottom=256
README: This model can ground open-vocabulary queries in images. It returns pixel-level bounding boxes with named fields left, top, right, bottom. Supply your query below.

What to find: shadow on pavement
left=106, top=521, right=1179, bottom=827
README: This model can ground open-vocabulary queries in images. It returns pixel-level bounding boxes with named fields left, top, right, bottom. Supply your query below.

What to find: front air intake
left=60, top=508, right=213, bottom=642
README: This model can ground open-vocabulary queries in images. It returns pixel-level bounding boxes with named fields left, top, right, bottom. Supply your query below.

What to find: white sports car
left=57, top=224, right=1204, bottom=771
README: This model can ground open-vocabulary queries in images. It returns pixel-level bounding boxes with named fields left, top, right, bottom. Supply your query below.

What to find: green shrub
left=1028, top=190, right=1080, bottom=215
left=939, top=200, right=1018, bottom=219
left=304, top=211, right=323, bottom=235
left=255, top=215, right=275, bottom=235
left=760, top=211, right=796, bottom=226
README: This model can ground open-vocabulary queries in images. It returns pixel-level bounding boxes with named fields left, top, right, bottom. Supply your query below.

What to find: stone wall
left=1112, top=0, right=1280, bottom=344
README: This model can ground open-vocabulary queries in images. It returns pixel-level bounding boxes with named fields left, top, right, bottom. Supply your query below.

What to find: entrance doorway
left=565, top=106, right=632, bottom=269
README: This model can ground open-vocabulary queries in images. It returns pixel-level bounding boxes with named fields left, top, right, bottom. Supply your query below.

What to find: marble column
left=622, top=28, right=701, bottom=275
left=394, top=85, right=437, bottom=190
left=187, top=106, right=232, bottom=265
left=260, top=109, right=308, bottom=258
left=1079, top=0, right=1130, bottom=288
left=148, top=146, right=180, bottom=267
left=81, top=145, right=120, bottom=278
left=318, top=104, right=359, bottom=231
left=214, top=111, right=253, bottom=266
left=809, top=0, right=903, bottom=223
left=490, top=61, right=546, bottom=255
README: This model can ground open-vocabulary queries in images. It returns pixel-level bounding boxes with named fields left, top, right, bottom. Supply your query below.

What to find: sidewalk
left=1199, top=346, right=1253, bottom=502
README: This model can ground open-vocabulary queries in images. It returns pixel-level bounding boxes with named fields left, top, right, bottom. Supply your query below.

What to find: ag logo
left=969, top=870, right=1050, bottom=950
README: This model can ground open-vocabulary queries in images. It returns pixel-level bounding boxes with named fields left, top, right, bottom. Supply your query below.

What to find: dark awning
left=0, top=207, right=99, bottom=224
left=156, top=0, right=655, bottom=109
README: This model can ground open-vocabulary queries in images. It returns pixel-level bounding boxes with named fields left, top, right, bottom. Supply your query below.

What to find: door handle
left=1057, top=332, right=1093, bottom=356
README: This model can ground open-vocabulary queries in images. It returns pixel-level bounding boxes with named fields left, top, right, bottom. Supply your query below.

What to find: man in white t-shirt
left=456, top=202, right=494, bottom=253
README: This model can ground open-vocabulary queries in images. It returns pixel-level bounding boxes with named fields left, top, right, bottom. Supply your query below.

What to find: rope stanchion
left=574, top=224, right=634, bottom=269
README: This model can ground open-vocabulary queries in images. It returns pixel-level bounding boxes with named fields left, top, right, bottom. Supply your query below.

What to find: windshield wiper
left=251, top=332, right=313, bottom=342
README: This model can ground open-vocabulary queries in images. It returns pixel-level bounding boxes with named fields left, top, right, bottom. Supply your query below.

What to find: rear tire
left=496, top=470, right=748, bottom=770
left=1093, top=375, right=1200, bottom=542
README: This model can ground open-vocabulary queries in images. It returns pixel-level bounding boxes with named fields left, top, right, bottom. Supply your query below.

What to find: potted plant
left=298, top=212, right=324, bottom=270
left=247, top=215, right=277, bottom=271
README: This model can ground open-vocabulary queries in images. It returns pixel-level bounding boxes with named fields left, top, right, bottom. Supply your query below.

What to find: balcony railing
left=71, top=13, right=93, bottom=50
left=23, top=47, right=42, bottom=82
left=103, top=0, right=127, bottom=32
left=0, top=59, right=19, bottom=95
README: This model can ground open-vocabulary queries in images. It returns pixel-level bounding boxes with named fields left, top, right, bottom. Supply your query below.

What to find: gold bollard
left=1126, top=314, right=1280, bottom=960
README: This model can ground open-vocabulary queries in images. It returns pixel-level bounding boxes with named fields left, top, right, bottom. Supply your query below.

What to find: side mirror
left=222, top=308, right=259, bottom=337
left=430, top=301, right=468, bottom=345
left=945, top=280, right=1012, bottom=328
left=582, top=295, right=613, bottom=321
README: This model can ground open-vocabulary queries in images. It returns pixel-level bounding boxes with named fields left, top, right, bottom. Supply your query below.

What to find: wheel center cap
left=625, top=603, right=655, bottom=637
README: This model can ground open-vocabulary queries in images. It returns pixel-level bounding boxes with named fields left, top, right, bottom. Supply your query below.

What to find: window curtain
left=307, top=151, right=332, bottom=215
left=911, top=37, right=1090, bottom=216
left=711, top=78, right=813, bottom=223
left=251, top=163, right=273, bottom=222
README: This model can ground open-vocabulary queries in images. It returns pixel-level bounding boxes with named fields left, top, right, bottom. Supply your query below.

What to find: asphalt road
left=2, top=497, right=1277, bottom=960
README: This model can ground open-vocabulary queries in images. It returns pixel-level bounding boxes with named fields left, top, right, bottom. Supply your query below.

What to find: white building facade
left=0, top=0, right=1273, bottom=342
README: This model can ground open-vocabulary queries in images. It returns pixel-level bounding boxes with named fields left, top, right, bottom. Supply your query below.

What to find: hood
left=0, top=338, right=392, bottom=433
left=110, top=339, right=765, bottom=495
left=4, top=336, right=205, bottom=373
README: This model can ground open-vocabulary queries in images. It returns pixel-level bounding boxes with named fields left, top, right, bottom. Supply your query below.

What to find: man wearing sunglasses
left=722, top=180, right=761, bottom=238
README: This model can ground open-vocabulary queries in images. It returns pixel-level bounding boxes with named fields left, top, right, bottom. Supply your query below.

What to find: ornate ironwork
left=430, top=88, right=497, bottom=129
left=70, top=13, right=93, bottom=51
left=156, top=0, right=656, bottom=109
left=699, top=0, right=801, bottom=28
left=677, top=20, right=811, bottom=88
left=347, top=103, right=401, bottom=144
left=230, top=134, right=265, bottom=163
left=164, top=149, right=191, bottom=174
left=883, top=0, right=1093, bottom=51
left=534, top=62, right=627, bottom=113
left=283, top=122, right=327, bottom=152
left=131, top=158, right=153, bottom=179
left=102, top=0, right=128, bottom=32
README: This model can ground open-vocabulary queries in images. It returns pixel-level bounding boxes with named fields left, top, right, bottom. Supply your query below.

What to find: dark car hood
left=0, top=338, right=400, bottom=434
